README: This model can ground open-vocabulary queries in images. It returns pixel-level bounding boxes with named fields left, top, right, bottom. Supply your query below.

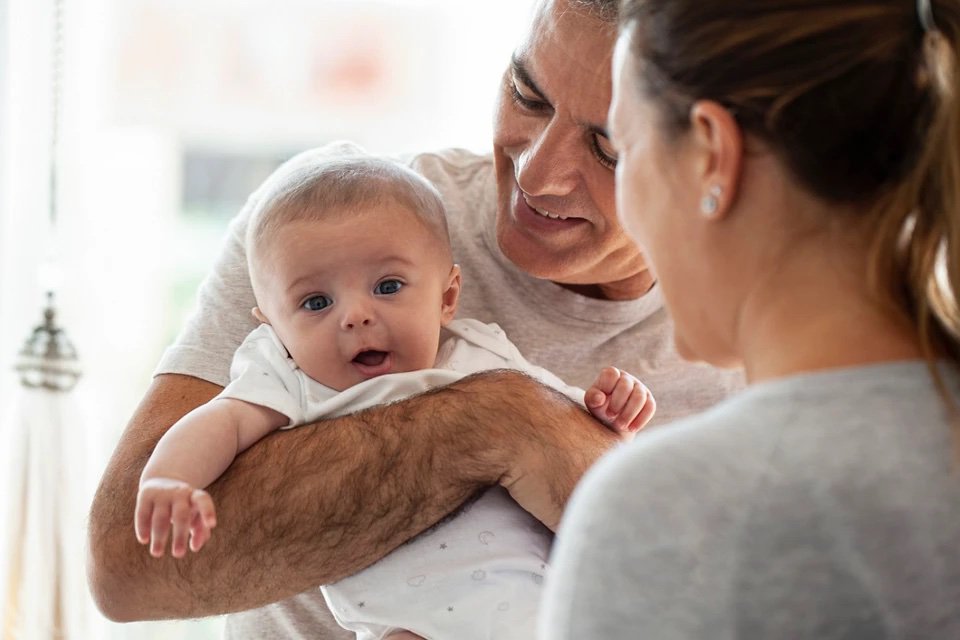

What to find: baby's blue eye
left=302, top=295, right=332, bottom=311
left=375, top=279, right=403, bottom=295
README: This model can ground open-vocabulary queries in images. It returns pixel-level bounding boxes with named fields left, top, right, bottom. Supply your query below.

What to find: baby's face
left=253, top=203, right=458, bottom=391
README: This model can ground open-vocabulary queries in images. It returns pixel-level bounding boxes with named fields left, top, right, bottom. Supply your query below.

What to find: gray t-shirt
left=542, top=360, right=960, bottom=639
left=156, top=146, right=744, bottom=638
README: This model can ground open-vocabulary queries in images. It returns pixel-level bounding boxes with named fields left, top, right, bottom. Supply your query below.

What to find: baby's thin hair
left=246, top=152, right=452, bottom=266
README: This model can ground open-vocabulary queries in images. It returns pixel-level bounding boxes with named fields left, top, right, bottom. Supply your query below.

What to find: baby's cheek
left=406, top=325, right=444, bottom=370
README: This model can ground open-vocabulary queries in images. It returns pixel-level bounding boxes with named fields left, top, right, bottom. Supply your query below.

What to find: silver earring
left=700, top=185, right=723, bottom=216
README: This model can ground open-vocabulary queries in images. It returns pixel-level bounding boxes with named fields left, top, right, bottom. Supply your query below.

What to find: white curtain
left=1, top=385, right=91, bottom=640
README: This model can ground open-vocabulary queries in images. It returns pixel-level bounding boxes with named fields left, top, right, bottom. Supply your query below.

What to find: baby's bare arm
left=141, top=397, right=287, bottom=489
left=134, top=397, right=288, bottom=558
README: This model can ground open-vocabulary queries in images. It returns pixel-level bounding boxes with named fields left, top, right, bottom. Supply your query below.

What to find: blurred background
left=0, top=0, right=538, bottom=637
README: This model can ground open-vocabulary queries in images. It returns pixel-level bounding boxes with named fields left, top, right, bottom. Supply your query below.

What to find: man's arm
left=87, top=369, right=617, bottom=622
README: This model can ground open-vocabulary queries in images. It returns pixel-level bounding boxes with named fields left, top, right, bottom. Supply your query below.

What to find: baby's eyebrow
left=284, top=255, right=420, bottom=296
left=376, top=254, right=418, bottom=268
left=286, top=274, right=322, bottom=295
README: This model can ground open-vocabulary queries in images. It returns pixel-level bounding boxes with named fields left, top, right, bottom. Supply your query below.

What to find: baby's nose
left=340, top=303, right=374, bottom=330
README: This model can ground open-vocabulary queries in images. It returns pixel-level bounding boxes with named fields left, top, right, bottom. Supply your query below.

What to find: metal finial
left=15, top=291, right=81, bottom=392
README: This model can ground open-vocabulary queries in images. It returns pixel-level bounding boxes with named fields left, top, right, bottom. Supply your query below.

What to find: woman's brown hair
left=621, top=0, right=960, bottom=400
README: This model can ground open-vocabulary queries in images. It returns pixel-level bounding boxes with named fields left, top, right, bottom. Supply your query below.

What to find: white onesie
left=217, top=318, right=585, bottom=639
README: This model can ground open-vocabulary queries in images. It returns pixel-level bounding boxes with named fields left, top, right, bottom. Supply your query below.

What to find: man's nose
left=516, top=119, right=580, bottom=197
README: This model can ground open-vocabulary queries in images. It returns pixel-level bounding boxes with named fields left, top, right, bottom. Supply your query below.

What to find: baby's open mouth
left=353, top=350, right=389, bottom=366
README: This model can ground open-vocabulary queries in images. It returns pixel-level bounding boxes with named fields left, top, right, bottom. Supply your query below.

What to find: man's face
left=492, top=0, right=651, bottom=299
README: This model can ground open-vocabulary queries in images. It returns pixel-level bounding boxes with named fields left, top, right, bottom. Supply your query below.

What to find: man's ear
left=440, top=264, right=462, bottom=325
left=252, top=306, right=271, bottom=325
left=689, top=100, right=743, bottom=220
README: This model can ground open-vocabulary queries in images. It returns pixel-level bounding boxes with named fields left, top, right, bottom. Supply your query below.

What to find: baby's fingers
left=134, top=495, right=154, bottom=545
left=628, top=391, right=657, bottom=433
left=591, top=367, right=621, bottom=395
left=189, top=512, right=211, bottom=552
left=585, top=388, right=607, bottom=409
left=586, top=367, right=621, bottom=416
left=605, top=373, right=636, bottom=417
left=149, top=503, right=173, bottom=558
left=191, top=489, right=217, bottom=530
left=187, top=490, right=217, bottom=552
left=612, top=385, right=654, bottom=440
left=169, top=499, right=193, bottom=558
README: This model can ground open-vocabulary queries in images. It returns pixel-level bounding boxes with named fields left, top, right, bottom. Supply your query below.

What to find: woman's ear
left=440, top=264, right=462, bottom=325
left=252, top=306, right=271, bottom=325
left=689, top=100, right=743, bottom=220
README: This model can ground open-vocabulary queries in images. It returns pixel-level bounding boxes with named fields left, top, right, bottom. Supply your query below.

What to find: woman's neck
left=734, top=252, right=923, bottom=384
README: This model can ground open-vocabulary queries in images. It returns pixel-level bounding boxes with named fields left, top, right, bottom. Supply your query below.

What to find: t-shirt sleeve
left=153, top=198, right=259, bottom=387
left=215, top=328, right=304, bottom=428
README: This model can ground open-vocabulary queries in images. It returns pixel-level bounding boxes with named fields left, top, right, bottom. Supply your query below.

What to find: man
left=87, top=1, right=742, bottom=637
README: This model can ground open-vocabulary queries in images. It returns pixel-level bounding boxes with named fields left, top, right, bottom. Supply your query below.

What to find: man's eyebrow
left=511, top=53, right=610, bottom=138
left=510, top=54, right=550, bottom=104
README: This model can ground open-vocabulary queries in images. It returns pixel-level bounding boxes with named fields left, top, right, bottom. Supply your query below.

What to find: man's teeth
left=534, top=207, right=568, bottom=221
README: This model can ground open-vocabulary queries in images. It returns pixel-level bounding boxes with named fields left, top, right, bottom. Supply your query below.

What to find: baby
left=135, top=148, right=655, bottom=639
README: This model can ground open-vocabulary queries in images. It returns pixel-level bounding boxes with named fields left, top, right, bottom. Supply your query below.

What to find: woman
left=544, top=0, right=960, bottom=637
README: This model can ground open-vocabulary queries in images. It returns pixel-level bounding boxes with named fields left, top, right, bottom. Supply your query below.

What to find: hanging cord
left=48, top=0, right=63, bottom=229
left=15, top=0, right=81, bottom=392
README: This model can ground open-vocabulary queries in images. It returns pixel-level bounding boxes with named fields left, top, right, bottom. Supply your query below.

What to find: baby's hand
left=135, top=478, right=217, bottom=558
left=585, top=366, right=656, bottom=440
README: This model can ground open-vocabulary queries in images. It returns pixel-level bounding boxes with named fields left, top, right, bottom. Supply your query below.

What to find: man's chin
left=497, top=225, right=552, bottom=269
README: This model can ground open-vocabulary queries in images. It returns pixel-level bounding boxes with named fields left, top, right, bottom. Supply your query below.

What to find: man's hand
left=585, top=366, right=656, bottom=439
left=135, top=477, right=217, bottom=558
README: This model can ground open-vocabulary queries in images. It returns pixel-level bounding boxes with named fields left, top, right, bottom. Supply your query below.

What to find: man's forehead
left=515, top=3, right=614, bottom=86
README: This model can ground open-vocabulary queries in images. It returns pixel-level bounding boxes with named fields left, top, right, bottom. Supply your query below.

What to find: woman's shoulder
left=579, top=360, right=960, bottom=518
left=563, top=397, right=779, bottom=537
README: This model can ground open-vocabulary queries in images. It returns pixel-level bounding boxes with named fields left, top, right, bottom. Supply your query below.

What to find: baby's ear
left=440, top=264, right=462, bottom=325
left=252, top=306, right=271, bottom=325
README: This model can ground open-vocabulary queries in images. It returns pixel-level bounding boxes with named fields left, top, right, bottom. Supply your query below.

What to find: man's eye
left=302, top=295, right=332, bottom=311
left=375, top=280, right=403, bottom=295
left=510, top=82, right=548, bottom=112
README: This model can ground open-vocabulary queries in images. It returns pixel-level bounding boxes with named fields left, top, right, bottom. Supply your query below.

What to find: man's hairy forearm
left=87, top=370, right=536, bottom=621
